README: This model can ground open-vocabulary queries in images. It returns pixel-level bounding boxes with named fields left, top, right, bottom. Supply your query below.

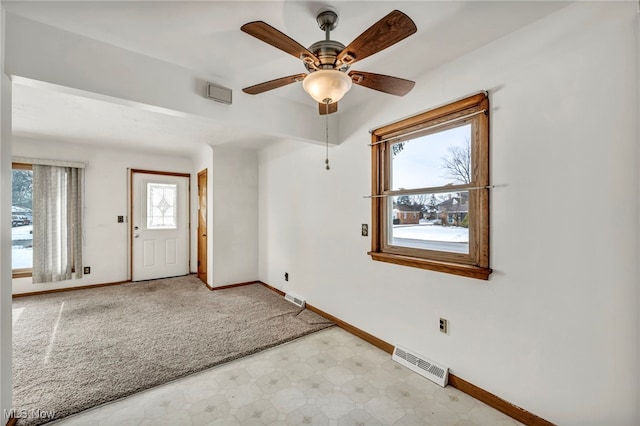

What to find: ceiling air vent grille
left=392, top=345, right=448, bottom=387
left=206, top=83, right=232, bottom=105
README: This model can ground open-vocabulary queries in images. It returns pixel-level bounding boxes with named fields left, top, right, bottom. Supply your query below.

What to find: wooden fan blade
left=348, top=71, right=415, bottom=96
left=242, top=74, right=307, bottom=95
left=241, top=21, right=319, bottom=64
left=319, top=102, right=338, bottom=115
left=337, top=10, right=416, bottom=66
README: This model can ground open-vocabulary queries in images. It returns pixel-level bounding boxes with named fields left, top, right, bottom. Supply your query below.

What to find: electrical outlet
left=361, top=224, right=368, bottom=236
left=284, top=272, right=289, bottom=282
left=83, top=266, right=91, bottom=275
left=439, top=318, right=448, bottom=334
left=117, top=215, right=124, bottom=223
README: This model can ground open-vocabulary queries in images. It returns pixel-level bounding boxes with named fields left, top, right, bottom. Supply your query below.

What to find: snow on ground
left=12, top=224, right=32, bottom=241
left=12, top=247, right=33, bottom=269
left=392, top=224, right=469, bottom=243
left=12, top=225, right=32, bottom=269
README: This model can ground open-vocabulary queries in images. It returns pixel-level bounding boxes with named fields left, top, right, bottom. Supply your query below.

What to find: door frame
left=197, top=168, right=208, bottom=284
left=129, top=169, right=191, bottom=280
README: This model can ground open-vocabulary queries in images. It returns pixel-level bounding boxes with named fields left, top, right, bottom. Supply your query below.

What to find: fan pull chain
left=325, top=101, right=330, bottom=170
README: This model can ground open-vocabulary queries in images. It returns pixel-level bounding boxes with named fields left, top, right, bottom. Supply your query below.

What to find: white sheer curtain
left=32, top=165, right=84, bottom=283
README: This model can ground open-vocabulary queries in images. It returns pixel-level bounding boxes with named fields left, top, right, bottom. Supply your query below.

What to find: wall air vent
left=284, top=292, right=305, bottom=308
left=206, top=83, right=232, bottom=105
left=392, top=346, right=449, bottom=387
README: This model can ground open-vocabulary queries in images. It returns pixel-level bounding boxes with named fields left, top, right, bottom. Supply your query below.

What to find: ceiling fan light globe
left=303, top=70, right=352, bottom=104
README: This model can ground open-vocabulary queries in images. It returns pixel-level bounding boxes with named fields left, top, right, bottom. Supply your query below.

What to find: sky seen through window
left=391, top=124, right=471, bottom=190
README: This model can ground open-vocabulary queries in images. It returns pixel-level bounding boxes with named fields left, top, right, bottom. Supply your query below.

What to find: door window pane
left=147, top=183, right=177, bottom=229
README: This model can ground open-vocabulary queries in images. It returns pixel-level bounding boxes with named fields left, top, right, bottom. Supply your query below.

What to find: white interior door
left=131, top=171, right=189, bottom=281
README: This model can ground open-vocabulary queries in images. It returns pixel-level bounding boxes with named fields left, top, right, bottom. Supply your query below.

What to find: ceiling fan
left=241, top=8, right=417, bottom=115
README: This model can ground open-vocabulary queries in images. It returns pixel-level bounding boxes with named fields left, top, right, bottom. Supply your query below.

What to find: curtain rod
left=363, top=185, right=495, bottom=199
left=369, top=109, right=486, bottom=146
left=13, top=156, right=86, bottom=169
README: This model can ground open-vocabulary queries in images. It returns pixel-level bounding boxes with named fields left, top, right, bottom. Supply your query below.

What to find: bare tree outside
left=392, top=142, right=405, bottom=157
left=442, top=138, right=471, bottom=184
left=12, top=170, right=33, bottom=210
left=439, top=138, right=472, bottom=228
left=409, top=193, right=429, bottom=206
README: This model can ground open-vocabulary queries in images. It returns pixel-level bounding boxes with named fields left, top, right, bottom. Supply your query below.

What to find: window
left=12, top=159, right=85, bottom=282
left=12, top=163, right=33, bottom=278
left=146, top=182, right=178, bottom=229
left=369, top=93, right=491, bottom=280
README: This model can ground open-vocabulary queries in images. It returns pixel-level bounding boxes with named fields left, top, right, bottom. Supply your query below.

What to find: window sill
left=368, top=251, right=491, bottom=280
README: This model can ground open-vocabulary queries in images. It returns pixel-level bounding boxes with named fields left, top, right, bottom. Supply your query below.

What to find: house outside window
left=369, top=93, right=491, bottom=280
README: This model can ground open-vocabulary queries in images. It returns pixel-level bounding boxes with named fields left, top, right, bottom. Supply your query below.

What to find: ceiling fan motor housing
left=304, top=8, right=349, bottom=73
left=305, top=40, right=350, bottom=72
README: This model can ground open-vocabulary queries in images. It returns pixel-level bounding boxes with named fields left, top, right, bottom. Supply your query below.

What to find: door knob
left=134, top=226, right=139, bottom=230
left=134, top=234, right=139, bottom=238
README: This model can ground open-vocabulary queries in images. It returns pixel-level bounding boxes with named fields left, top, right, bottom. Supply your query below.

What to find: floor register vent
left=392, top=346, right=449, bottom=387
left=284, top=292, right=305, bottom=308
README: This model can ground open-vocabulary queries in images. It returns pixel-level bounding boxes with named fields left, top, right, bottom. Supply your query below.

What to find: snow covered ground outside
left=12, top=224, right=32, bottom=269
left=12, top=224, right=32, bottom=241
left=391, top=224, right=469, bottom=254
left=392, top=224, right=469, bottom=243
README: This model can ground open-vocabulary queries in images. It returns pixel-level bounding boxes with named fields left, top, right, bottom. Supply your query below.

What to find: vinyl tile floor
left=53, top=327, right=523, bottom=426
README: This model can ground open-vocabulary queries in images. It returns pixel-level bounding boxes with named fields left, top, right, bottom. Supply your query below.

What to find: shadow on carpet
left=12, top=276, right=333, bottom=425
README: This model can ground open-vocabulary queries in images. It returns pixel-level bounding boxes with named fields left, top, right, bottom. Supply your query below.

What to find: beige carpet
left=12, top=276, right=333, bottom=425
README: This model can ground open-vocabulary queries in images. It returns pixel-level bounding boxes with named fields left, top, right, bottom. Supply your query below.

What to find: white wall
left=12, top=137, right=194, bottom=294
left=0, top=5, right=13, bottom=423
left=211, top=145, right=258, bottom=287
left=259, top=3, right=639, bottom=425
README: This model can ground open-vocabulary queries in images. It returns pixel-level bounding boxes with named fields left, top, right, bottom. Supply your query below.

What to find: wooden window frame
left=12, top=163, right=33, bottom=278
left=369, top=93, right=491, bottom=280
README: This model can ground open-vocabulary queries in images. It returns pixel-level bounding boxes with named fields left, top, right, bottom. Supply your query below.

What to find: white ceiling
left=5, top=1, right=571, bottom=155
left=11, top=82, right=282, bottom=154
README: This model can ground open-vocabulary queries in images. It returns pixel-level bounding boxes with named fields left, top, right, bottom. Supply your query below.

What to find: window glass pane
left=389, top=191, right=469, bottom=254
left=147, top=183, right=177, bottom=229
left=12, top=169, right=33, bottom=269
left=391, top=124, right=471, bottom=190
